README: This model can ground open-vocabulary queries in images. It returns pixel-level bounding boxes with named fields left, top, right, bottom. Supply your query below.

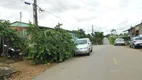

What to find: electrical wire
left=38, top=0, right=80, bottom=28
left=44, top=10, right=79, bottom=28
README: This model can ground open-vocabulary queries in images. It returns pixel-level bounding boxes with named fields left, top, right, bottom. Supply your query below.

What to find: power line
left=39, top=0, right=80, bottom=28
left=44, top=10, right=79, bottom=27
left=42, top=0, right=80, bottom=22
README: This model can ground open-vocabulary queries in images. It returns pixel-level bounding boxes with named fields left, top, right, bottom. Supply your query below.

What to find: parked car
left=114, top=38, right=125, bottom=46
left=75, top=38, right=92, bottom=56
left=129, top=36, right=142, bottom=48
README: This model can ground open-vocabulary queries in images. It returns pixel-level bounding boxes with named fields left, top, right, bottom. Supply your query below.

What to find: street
left=33, top=42, right=142, bottom=80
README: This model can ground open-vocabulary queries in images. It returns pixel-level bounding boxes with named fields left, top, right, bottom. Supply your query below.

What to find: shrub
left=24, top=24, right=76, bottom=64
left=108, top=37, right=116, bottom=44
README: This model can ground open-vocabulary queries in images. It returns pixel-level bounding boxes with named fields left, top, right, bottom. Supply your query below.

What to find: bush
left=108, top=37, right=116, bottom=44
left=90, top=32, right=104, bottom=45
left=24, top=24, right=76, bottom=64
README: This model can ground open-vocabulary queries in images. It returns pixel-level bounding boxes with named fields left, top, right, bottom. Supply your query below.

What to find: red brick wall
left=10, top=26, right=26, bottom=32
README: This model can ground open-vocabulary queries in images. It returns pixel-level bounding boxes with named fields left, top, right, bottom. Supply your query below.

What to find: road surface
left=103, top=37, right=110, bottom=45
left=33, top=41, right=142, bottom=80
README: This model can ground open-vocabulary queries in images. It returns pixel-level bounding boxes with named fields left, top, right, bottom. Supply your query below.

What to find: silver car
left=75, top=38, right=92, bottom=56
left=129, top=36, right=142, bottom=48
left=114, top=38, right=125, bottom=46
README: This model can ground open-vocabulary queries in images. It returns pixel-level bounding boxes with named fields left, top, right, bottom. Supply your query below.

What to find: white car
left=129, top=36, right=142, bottom=48
left=75, top=38, right=92, bottom=56
left=114, top=38, right=125, bottom=46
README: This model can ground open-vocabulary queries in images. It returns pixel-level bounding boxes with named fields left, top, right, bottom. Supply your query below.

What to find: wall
left=10, top=26, right=27, bottom=38
left=139, top=24, right=142, bottom=34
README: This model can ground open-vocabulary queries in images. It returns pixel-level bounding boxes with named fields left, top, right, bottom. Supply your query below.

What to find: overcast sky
left=1, top=0, right=142, bottom=34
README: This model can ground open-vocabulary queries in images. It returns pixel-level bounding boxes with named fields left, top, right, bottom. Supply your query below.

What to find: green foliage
left=73, top=29, right=104, bottom=45
left=90, top=32, right=104, bottom=45
left=72, top=29, right=86, bottom=38
left=0, top=20, right=25, bottom=49
left=0, top=20, right=11, bottom=36
left=24, top=24, right=76, bottom=64
left=108, top=37, right=116, bottom=44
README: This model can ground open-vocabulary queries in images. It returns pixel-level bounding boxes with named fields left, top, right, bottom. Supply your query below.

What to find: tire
left=86, top=52, right=90, bottom=56
left=133, top=45, right=137, bottom=49
left=91, top=49, right=93, bottom=52
left=129, top=45, right=131, bottom=48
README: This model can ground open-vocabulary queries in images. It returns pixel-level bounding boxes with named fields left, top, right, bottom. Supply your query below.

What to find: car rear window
left=75, top=39, right=87, bottom=44
left=135, top=37, right=142, bottom=40
left=116, top=38, right=124, bottom=41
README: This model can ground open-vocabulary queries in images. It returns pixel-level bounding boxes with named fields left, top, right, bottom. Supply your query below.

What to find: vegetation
left=0, top=20, right=76, bottom=64
left=108, top=37, right=116, bottom=44
left=24, top=23, right=76, bottom=64
left=90, top=32, right=104, bottom=45
left=111, top=29, right=117, bottom=35
left=0, top=20, right=104, bottom=64
left=73, top=29, right=104, bottom=45
left=0, top=20, right=24, bottom=56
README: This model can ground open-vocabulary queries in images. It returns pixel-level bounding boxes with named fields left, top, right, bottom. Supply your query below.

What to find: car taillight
left=134, top=40, right=137, bottom=43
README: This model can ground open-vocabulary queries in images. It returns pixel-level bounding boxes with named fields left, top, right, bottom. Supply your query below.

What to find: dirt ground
left=8, top=60, right=56, bottom=80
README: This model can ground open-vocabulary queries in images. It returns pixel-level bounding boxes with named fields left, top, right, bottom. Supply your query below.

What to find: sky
left=1, top=0, right=142, bottom=34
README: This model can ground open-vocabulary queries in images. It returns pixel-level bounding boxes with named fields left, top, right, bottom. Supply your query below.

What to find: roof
left=10, top=21, right=54, bottom=29
left=10, top=21, right=29, bottom=27
left=123, top=27, right=135, bottom=32
left=134, top=23, right=142, bottom=28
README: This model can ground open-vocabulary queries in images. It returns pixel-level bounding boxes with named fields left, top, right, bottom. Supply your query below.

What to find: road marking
left=113, top=57, right=118, bottom=65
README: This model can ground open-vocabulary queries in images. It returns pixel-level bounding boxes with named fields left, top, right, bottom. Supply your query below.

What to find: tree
left=92, top=32, right=104, bottom=44
left=0, top=20, right=11, bottom=56
left=0, top=20, right=25, bottom=57
left=119, top=33, right=123, bottom=36
left=105, top=34, right=111, bottom=37
left=111, top=29, right=117, bottom=35
left=55, top=23, right=63, bottom=29
left=24, top=23, right=76, bottom=64
left=72, top=29, right=86, bottom=38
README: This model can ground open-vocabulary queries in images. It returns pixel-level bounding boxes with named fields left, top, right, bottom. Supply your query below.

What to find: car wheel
left=133, top=45, right=137, bottom=49
left=86, top=52, right=90, bottom=56
left=91, top=49, right=93, bottom=52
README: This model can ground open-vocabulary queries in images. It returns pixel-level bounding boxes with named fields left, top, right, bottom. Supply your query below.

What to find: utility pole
left=33, top=0, right=38, bottom=27
left=20, top=12, right=22, bottom=24
left=92, top=25, right=94, bottom=34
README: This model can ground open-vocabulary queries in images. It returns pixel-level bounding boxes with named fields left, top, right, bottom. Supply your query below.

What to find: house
left=10, top=21, right=55, bottom=37
left=10, top=21, right=78, bottom=40
left=125, top=23, right=142, bottom=37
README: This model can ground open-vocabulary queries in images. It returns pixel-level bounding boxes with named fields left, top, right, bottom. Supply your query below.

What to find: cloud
left=1, top=0, right=142, bottom=35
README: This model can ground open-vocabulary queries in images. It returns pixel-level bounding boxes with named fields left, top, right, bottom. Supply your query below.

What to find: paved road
left=33, top=46, right=142, bottom=80
left=103, top=37, right=110, bottom=45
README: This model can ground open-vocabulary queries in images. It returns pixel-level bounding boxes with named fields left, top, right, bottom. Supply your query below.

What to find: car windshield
left=75, top=39, right=87, bottom=44
left=116, top=38, right=124, bottom=41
